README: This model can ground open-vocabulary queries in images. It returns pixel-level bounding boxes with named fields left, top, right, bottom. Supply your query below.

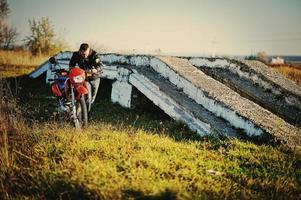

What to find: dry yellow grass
left=273, top=65, right=301, bottom=86
left=0, top=50, right=48, bottom=67
left=0, top=50, right=48, bottom=78
left=0, top=80, right=34, bottom=197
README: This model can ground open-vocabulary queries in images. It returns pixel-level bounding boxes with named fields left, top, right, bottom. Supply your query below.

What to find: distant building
left=271, top=56, right=285, bottom=65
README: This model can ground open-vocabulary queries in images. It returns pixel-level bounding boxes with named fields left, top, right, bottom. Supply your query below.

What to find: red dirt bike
left=48, top=57, right=91, bottom=128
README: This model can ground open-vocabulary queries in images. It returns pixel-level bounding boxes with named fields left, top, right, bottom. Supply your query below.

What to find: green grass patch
left=7, top=124, right=300, bottom=199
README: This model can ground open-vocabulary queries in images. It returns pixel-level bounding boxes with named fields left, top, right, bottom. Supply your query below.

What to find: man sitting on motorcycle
left=69, top=43, right=103, bottom=106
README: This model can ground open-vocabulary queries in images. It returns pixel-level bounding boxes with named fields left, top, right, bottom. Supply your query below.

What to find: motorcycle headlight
left=73, top=75, right=84, bottom=83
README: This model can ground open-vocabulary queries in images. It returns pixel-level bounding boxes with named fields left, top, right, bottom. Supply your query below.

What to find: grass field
left=0, top=51, right=301, bottom=199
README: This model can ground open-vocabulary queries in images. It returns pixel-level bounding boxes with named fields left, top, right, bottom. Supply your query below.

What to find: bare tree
left=1, top=24, right=18, bottom=49
left=0, top=0, right=9, bottom=19
left=0, top=19, right=4, bottom=43
left=24, top=17, right=65, bottom=55
left=0, top=0, right=18, bottom=49
left=0, top=0, right=9, bottom=45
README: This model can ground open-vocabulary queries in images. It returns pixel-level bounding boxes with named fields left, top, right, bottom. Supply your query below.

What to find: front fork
left=70, top=85, right=80, bottom=129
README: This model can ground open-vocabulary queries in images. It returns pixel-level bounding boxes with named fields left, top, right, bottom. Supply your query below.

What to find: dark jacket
left=69, top=49, right=103, bottom=78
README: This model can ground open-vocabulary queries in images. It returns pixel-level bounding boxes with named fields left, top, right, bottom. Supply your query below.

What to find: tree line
left=0, top=0, right=65, bottom=55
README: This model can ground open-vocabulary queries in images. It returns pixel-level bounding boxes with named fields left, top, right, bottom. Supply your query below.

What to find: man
left=69, top=43, right=103, bottom=106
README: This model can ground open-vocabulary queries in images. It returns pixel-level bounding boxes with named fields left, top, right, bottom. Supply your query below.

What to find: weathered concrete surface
left=243, top=60, right=301, bottom=97
left=130, top=68, right=212, bottom=136
left=188, top=57, right=301, bottom=126
left=131, top=66, right=240, bottom=137
left=158, top=56, right=301, bottom=147
left=111, top=67, right=133, bottom=108
left=111, top=81, right=133, bottom=108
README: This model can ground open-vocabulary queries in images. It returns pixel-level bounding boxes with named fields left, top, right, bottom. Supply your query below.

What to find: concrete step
left=188, top=57, right=301, bottom=126
left=156, top=56, right=301, bottom=147
left=130, top=66, right=240, bottom=137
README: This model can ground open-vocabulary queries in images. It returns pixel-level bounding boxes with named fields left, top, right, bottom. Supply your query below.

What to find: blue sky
left=8, top=0, right=301, bottom=55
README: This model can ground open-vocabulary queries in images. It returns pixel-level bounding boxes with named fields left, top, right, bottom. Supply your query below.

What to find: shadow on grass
left=2, top=74, right=56, bottom=123
left=90, top=79, right=202, bottom=141
left=122, top=189, right=177, bottom=200
left=9, top=172, right=99, bottom=200
left=43, top=179, right=98, bottom=200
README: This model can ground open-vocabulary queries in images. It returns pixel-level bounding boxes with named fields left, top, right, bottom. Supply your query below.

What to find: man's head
left=79, top=43, right=90, bottom=58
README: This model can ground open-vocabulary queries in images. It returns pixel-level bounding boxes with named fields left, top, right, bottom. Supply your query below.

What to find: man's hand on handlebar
left=86, top=67, right=100, bottom=75
left=91, top=68, right=98, bottom=74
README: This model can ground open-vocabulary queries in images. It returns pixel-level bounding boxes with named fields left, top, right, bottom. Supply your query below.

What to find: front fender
left=76, top=85, right=89, bottom=95
left=75, top=85, right=88, bottom=100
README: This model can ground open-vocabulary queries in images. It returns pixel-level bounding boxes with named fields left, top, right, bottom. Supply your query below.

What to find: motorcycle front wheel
left=74, top=95, right=88, bottom=128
